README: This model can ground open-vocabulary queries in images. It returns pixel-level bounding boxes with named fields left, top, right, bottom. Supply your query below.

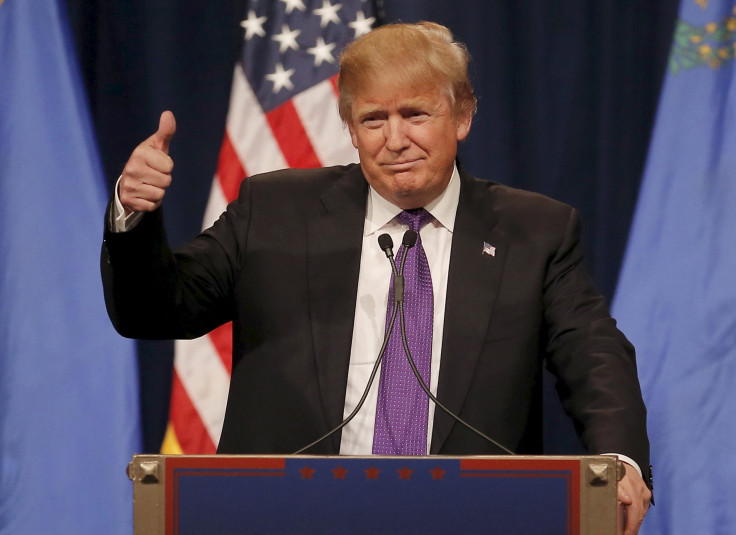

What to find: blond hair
left=338, top=22, right=476, bottom=123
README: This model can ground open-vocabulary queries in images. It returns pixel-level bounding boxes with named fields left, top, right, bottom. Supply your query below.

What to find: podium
left=128, top=454, right=623, bottom=534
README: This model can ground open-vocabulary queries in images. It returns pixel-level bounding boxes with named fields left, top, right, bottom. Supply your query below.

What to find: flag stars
left=349, top=11, right=375, bottom=38
left=307, top=37, right=337, bottom=66
left=314, top=0, right=342, bottom=28
left=273, top=24, right=301, bottom=53
left=266, top=63, right=295, bottom=93
left=279, top=0, right=306, bottom=14
left=240, top=11, right=267, bottom=40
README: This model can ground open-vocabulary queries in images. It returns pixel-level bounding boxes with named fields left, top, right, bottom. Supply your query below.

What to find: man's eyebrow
left=354, top=98, right=439, bottom=117
left=354, top=106, right=386, bottom=119
left=356, top=106, right=383, bottom=114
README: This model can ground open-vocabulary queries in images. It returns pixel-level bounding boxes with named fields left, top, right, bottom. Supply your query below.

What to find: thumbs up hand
left=119, top=111, right=177, bottom=215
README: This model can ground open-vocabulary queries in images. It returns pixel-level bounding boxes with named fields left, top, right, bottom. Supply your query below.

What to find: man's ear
left=347, top=122, right=358, bottom=149
left=456, top=112, right=472, bottom=141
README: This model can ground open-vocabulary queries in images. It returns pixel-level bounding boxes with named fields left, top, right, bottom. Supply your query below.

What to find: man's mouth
left=384, top=159, right=419, bottom=170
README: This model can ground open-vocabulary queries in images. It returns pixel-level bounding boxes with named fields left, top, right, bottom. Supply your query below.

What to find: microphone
left=292, top=233, right=401, bottom=454
left=378, top=233, right=395, bottom=261
left=402, top=229, right=417, bottom=248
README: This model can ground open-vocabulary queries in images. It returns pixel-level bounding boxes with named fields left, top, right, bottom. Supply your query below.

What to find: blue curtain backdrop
left=613, top=1, right=736, bottom=533
left=67, top=0, right=678, bottom=456
left=0, top=0, right=141, bottom=533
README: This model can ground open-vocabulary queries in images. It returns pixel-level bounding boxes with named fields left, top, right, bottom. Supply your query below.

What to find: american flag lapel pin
left=482, top=242, right=496, bottom=257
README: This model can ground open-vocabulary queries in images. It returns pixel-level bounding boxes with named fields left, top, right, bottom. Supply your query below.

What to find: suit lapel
left=307, top=165, right=368, bottom=448
left=431, top=171, right=509, bottom=453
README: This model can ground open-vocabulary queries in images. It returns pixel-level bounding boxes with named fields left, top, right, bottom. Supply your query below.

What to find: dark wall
left=68, top=0, right=678, bottom=452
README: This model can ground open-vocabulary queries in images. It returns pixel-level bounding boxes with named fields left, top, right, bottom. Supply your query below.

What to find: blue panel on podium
left=165, top=456, right=580, bottom=534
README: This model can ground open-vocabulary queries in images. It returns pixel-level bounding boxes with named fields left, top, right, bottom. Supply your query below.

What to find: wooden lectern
left=128, top=454, right=624, bottom=534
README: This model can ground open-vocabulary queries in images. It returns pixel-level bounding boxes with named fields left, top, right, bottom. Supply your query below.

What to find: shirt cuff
left=112, top=176, right=144, bottom=233
left=602, top=453, right=642, bottom=478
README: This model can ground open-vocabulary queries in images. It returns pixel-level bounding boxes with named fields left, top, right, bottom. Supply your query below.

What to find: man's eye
left=362, top=117, right=382, bottom=127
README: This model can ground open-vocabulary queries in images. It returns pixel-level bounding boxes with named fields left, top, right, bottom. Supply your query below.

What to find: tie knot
left=398, top=208, right=433, bottom=233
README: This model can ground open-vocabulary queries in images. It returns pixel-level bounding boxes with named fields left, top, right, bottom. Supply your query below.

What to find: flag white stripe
left=174, top=337, right=230, bottom=446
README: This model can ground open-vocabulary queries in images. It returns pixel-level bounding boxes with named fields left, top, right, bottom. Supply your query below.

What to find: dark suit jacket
left=102, top=163, right=650, bottom=480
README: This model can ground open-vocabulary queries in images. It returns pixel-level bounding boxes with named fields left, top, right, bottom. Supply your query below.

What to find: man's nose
left=384, top=118, right=410, bottom=152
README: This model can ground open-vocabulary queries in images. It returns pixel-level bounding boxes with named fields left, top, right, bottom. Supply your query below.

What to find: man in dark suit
left=102, top=21, right=651, bottom=533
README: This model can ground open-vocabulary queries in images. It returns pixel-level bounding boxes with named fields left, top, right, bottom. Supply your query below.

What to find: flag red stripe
left=216, top=133, right=247, bottom=203
left=329, top=73, right=340, bottom=97
left=170, top=371, right=217, bottom=454
left=266, top=100, right=322, bottom=168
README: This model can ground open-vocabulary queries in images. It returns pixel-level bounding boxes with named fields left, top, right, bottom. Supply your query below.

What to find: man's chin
left=387, top=184, right=432, bottom=210
left=390, top=179, right=422, bottom=199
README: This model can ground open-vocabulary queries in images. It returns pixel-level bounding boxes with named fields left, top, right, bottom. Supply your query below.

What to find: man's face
left=347, top=78, right=472, bottom=210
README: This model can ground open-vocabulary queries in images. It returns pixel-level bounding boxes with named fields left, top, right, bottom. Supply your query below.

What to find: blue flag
left=612, top=2, right=736, bottom=533
left=0, top=1, right=140, bottom=533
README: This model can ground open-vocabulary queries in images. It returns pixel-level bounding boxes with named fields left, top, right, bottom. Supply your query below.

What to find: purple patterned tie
left=373, top=209, right=434, bottom=455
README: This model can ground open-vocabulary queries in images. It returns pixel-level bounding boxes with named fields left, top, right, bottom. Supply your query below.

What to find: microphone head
left=377, top=233, right=394, bottom=253
left=402, top=230, right=418, bottom=248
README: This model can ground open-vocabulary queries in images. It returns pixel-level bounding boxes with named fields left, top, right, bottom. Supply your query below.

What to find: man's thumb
left=151, top=110, right=177, bottom=153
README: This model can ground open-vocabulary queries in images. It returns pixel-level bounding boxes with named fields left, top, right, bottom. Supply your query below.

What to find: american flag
left=161, top=0, right=376, bottom=454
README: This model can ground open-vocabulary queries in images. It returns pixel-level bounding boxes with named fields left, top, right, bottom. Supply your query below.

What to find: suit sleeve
left=100, top=179, right=253, bottom=340
left=541, top=207, right=650, bottom=479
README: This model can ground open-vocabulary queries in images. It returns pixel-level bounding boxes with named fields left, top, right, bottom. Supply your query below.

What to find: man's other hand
left=618, top=461, right=652, bottom=535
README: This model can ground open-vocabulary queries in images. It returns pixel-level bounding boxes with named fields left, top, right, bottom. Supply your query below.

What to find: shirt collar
left=364, top=165, right=460, bottom=236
